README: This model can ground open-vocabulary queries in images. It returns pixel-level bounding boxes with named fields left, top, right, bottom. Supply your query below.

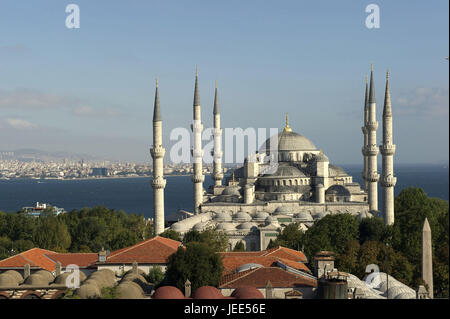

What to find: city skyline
left=0, top=1, right=448, bottom=164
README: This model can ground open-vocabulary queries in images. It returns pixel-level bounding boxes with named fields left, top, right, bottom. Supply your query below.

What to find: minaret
left=361, top=76, right=369, bottom=192
left=212, top=81, right=223, bottom=187
left=191, top=67, right=204, bottom=214
left=380, top=70, right=396, bottom=225
left=365, top=64, right=379, bottom=212
left=150, top=77, right=166, bottom=235
left=422, top=218, right=433, bottom=298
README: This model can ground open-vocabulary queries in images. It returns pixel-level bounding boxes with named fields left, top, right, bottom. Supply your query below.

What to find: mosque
left=151, top=65, right=396, bottom=251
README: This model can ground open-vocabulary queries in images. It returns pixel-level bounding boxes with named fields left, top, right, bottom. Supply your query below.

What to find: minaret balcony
left=191, top=174, right=205, bottom=183
left=380, top=144, right=396, bottom=155
left=150, top=147, right=165, bottom=159
left=190, top=122, right=204, bottom=132
left=367, top=172, right=380, bottom=182
left=151, top=176, right=166, bottom=189
left=361, top=126, right=368, bottom=134
left=381, top=175, right=397, bottom=187
left=213, top=172, right=224, bottom=181
left=365, top=145, right=379, bottom=156
left=361, top=171, right=367, bottom=180
left=191, top=149, right=204, bottom=158
left=366, top=121, right=379, bottom=131
left=213, top=127, right=222, bottom=135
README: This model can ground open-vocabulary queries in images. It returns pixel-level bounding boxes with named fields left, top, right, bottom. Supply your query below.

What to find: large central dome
left=264, top=130, right=317, bottom=152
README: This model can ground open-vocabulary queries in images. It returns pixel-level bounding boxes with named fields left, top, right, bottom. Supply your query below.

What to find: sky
left=0, top=0, right=448, bottom=164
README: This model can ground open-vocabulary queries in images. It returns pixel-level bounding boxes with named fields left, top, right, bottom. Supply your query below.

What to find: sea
left=0, top=164, right=448, bottom=218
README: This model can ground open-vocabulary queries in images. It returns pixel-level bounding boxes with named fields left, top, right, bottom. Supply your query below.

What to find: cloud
left=72, top=105, right=121, bottom=117
left=5, top=118, right=38, bottom=130
left=395, top=87, right=449, bottom=117
left=0, top=88, right=77, bottom=110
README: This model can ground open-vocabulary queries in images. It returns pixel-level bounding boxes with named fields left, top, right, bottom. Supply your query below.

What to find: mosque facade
left=152, top=65, right=396, bottom=251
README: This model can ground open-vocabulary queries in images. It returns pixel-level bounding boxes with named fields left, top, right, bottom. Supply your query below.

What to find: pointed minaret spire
left=150, top=77, right=166, bottom=235
left=212, top=80, right=223, bottom=187
left=153, top=77, right=161, bottom=122
left=191, top=67, right=204, bottom=214
left=366, top=63, right=379, bottom=212
left=380, top=69, right=396, bottom=225
left=362, top=75, right=370, bottom=192
left=422, top=218, right=433, bottom=298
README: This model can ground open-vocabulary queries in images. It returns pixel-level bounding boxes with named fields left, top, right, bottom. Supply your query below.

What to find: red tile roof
left=0, top=248, right=56, bottom=272
left=105, top=236, right=182, bottom=264
left=220, top=256, right=310, bottom=274
left=45, top=253, right=98, bottom=268
left=219, top=267, right=317, bottom=289
left=262, top=247, right=307, bottom=263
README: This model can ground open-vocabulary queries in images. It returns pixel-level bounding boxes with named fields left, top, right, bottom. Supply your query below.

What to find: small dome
left=2, top=270, right=23, bottom=284
left=24, top=274, right=48, bottom=286
left=273, top=206, right=293, bottom=215
left=295, top=211, right=313, bottom=222
left=237, top=222, right=258, bottom=230
left=216, top=223, right=236, bottom=231
left=87, top=270, right=116, bottom=289
left=193, top=286, right=224, bottom=299
left=171, top=222, right=188, bottom=232
left=328, top=165, right=347, bottom=177
left=76, top=283, right=101, bottom=299
left=153, top=286, right=185, bottom=299
left=233, top=211, right=252, bottom=222
left=253, top=211, right=269, bottom=221
left=264, top=131, right=317, bottom=152
left=193, top=221, right=210, bottom=231
left=314, top=211, right=331, bottom=220
left=117, top=281, right=145, bottom=299
left=326, top=185, right=351, bottom=197
left=264, top=216, right=280, bottom=227
left=54, top=273, right=71, bottom=285
left=231, top=287, right=264, bottom=299
left=222, top=187, right=241, bottom=196
left=214, top=212, right=232, bottom=222
left=35, top=270, right=55, bottom=283
left=0, top=273, right=18, bottom=287
left=394, top=292, right=416, bottom=299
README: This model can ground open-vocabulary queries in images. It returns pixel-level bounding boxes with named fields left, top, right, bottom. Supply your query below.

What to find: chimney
left=265, top=281, right=273, bottom=299
left=98, top=248, right=107, bottom=263
left=24, top=263, right=30, bottom=279
left=184, top=279, right=191, bottom=298
left=55, top=261, right=62, bottom=276
left=132, top=261, right=138, bottom=275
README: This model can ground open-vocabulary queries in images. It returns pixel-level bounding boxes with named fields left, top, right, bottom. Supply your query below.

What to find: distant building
left=91, top=167, right=109, bottom=176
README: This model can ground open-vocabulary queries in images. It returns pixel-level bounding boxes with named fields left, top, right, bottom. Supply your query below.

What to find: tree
left=275, top=223, right=304, bottom=250
left=183, top=230, right=202, bottom=244
left=160, top=229, right=182, bottom=242
left=233, top=241, right=246, bottom=252
left=182, top=228, right=229, bottom=252
left=147, top=266, right=165, bottom=288
left=33, top=216, right=71, bottom=252
left=335, top=240, right=360, bottom=275
left=166, top=242, right=224, bottom=291
left=359, top=217, right=391, bottom=244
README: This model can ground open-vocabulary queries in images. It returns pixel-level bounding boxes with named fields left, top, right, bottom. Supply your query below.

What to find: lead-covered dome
left=264, top=131, right=317, bottom=152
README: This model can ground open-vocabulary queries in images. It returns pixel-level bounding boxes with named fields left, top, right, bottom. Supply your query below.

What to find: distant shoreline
left=0, top=174, right=194, bottom=181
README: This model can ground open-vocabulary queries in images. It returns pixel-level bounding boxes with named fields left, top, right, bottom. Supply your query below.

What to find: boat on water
left=21, top=202, right=66, bottom=217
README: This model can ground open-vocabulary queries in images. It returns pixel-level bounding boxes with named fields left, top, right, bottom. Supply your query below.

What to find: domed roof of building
left=264, top=216, right=281, bottom=227
left=328, top=164, right=347, bottom=177
left=222, top=186, right=241, bottom=196
left=236, top=263, right=264, bottom=273
left=76, top=283, right=101, bottom=299
left=193, top=286, right=224, bottom=299
left=193, top=221, right=210, bottom=231
left=54, top=272, right=71, bottom=285
left=216, top=223, right=236, bottom=231
left=394, top=292, right=416, bottom=299
left=2, top=270, right=23, bottom=284
left=171, top=222, right=189, bottom=232
left=387, top=286, right=415, bottom=299
left=253, top=211, right=269, bottom=221
left=295, top=211, right=313, bottom=221
left=153, top=286, right=185, bottom=299
left=314, top=211, right=331, bottom=220
left=233, top=211, right=252, bottom=222
left=237, top=222, right=258, bottom=230
left=326, top=185, right=351, bottom=197
left=87, top=270, right=116, bottom=289
left=24, top=274, right=48, bottom=286
left=35, top=270, right=55, bottom=283
left=273, top=206, right=293, bottom=215
left=231, top=287, right=264, bottom=299
left=264, top=130, right=317, bottom=152
left=214, top=212, right=232, bottom=222
left=262, top=164, right=306, bottom=178
left=0, top=273, right=18, bottom=287
left=117, top=281, right=145, bottom=299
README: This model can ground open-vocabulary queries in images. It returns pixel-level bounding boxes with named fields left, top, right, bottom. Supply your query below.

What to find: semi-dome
left=273, top=206, right=293, bottom=215
left=263, top=164, right=306, bottom=178
left=326, top=185, right=351, bottom=197
left=264, top=131, right=317, bottom=152
left=233, top=211, right=252, bottom=222
left=153, top=286, right=185, bottom=299
left=214, top=212, right=232, bottom=222
left=222, top=186, right=241, bottom=196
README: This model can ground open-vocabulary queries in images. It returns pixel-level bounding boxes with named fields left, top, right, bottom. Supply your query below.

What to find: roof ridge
left=220, top=268, right=258, bottom=287
left=109, top=237, right=157, bottom=258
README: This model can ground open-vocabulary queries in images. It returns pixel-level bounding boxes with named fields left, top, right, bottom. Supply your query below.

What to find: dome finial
left=283, top=113, right=292, bottom=133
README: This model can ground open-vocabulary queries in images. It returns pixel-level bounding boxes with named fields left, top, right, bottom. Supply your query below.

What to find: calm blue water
left=0, top=165, right=447, bottom=218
